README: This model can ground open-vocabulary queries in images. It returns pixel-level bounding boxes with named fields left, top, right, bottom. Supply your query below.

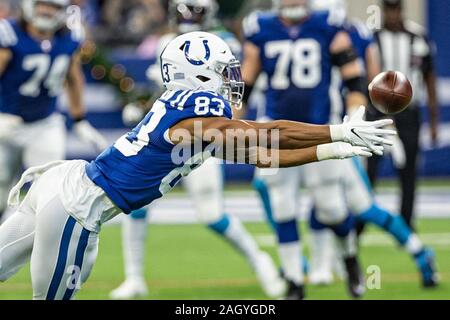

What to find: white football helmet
left=273, top=0, right=310, bottom=21
left=160, top=32, right=244, bottom=109
left=22, top=0, right=69, bottom=32
left=169, top=0, right=219, bottom=34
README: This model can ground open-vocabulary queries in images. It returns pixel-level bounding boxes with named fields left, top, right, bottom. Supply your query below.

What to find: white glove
left=0, top=113, right=23, bottom=139
left=73, top=120, right=109, bottom=152
left=122, top=103, right=145, bottom=127
left=330, top=106, right=396, bottom=156
left=317, top=142, right=373, bottom=161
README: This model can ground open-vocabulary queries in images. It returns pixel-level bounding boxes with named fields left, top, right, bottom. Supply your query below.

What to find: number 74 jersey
left=0, top=19, right=82, bottom=123
left=243, top=11, right=345, bottom=125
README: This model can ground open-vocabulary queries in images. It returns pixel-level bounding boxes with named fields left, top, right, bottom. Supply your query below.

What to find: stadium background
left=53, top=0, right=450, bottom=223
left=52, top=0, right=450, bottom=179
left=0, top=0, right=449, bottom=300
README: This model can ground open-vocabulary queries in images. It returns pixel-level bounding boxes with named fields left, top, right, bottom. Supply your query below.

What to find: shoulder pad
left=349, top=19, right=373, bottom=40
left=242, top=11, right=264, bottom=39
left=0, top=19, right=18, bottom=47
left=325, top=9, right=346, bottom=28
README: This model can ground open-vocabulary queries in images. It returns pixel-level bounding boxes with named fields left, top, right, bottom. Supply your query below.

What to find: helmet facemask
left=216, top=59, right=245, bottom=110
left=23, top=0, right=68, bottom=33
left=274, top=0, right=310, bottom=21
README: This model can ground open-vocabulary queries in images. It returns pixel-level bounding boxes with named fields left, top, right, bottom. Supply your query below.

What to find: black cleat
left=284, top=281, right=305, bottom=300
left=415, top=248, right=439, bottom=288
left=344, top=256, right=365, bottom=299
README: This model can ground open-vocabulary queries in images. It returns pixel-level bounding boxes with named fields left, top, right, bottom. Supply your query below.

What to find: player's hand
left=0, top=113, right=23, bottom=139
left=122, top=103, right=145, bottom=127
left=317, top=142, right=374, bottom=161
left=331, top=106, right=396, bottom=156
left=74, top=120, right=109, bottom=152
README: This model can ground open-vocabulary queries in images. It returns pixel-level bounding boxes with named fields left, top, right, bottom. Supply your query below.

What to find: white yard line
left=107, top=190, right=450, bottom=225
left=253, top=233, right=450, bottom=248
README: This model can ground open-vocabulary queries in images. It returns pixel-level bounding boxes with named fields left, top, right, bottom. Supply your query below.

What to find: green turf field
left=0, top=218, right=448, bottom=300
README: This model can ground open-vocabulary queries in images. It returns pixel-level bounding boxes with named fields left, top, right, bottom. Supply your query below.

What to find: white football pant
left=0, top=114, right=66, bottom=214
left=255, top=158, right=373, bottom=225
left=0, top=161, right=121, bottom=299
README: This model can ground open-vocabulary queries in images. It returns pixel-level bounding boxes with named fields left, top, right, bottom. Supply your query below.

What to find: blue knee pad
left=253, top=179, right=299, bottom=243
left=357, top=204, right=411, bottom=245
left=276, top=220, right=299, bottom=244
left=130, top=208, right=148, bottom=220
left=330, top=214, right=355, bottom=238
left=208, top=214, right=231, bottom=235
left=309, top=208, right=328, bottom=231
left=310, top=209, right=354, bottom=238
left=253, top=179, right=277, bottom=231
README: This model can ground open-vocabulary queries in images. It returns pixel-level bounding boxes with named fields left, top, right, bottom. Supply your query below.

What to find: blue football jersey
left=86, top=90, right=233, bottom=214
left=0, top=19, right=83, bottom=122
left=346, top=19, right=374, bottom=67
left=329, top=19, right=375, bottom=122
left=243, top=11, right=346, bottom=125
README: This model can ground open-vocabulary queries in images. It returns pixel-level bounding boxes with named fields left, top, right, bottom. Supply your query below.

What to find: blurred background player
left=304, top=0, right=439, bottom=289
left=0, top=0, right=107, bottom=221
left=110, top=0, right=285, bottom=300
left=307, top=0, right=385, bottom=286
left=306, top=0, right=378, bottom=286
left=242, top=0, right=372, bottom=298
left=242, top=0, right=439, bottom=298
left=364, top=0, right=440, bottom=229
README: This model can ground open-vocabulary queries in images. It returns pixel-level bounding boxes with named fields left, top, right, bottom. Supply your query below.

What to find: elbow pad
left=343, top=76, right=368, bottom=95
left=331, top=48, right=358, bottom=67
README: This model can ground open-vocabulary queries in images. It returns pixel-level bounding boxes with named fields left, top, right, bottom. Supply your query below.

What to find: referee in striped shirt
left=366, top=0, right=440, bottom=229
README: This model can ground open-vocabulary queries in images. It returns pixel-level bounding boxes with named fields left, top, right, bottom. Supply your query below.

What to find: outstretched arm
left=169, top=107, right=391, bottom=168
left=248, top=143, right=370, bottom=168
left=170, top=117, right=332, bottom=150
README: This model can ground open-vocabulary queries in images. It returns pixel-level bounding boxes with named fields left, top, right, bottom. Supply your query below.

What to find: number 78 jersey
left=243, top=11, right=344, bottom=125
left=0, top=19, right=82, bottom=122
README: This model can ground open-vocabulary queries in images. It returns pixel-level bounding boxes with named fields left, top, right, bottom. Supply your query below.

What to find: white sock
left=278, top=242, right=304, bottom=285
left=310, top=229, right=334, bottom=276
left=405, top=234, right=424, bottom=255
left=335, top=230, right=358, bottom=258
left=224, top=215, right=261, bottom=268
left=332, top=237, right=346, bottom=280
left=122, top=215, right=148, bottom=282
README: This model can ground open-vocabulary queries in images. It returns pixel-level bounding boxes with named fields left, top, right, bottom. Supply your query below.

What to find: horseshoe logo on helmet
left=184, top=40, right=211, bottom=66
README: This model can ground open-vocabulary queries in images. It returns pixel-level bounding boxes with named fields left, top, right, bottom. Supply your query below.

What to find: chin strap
left=280, top=6, right=309, bottom=20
